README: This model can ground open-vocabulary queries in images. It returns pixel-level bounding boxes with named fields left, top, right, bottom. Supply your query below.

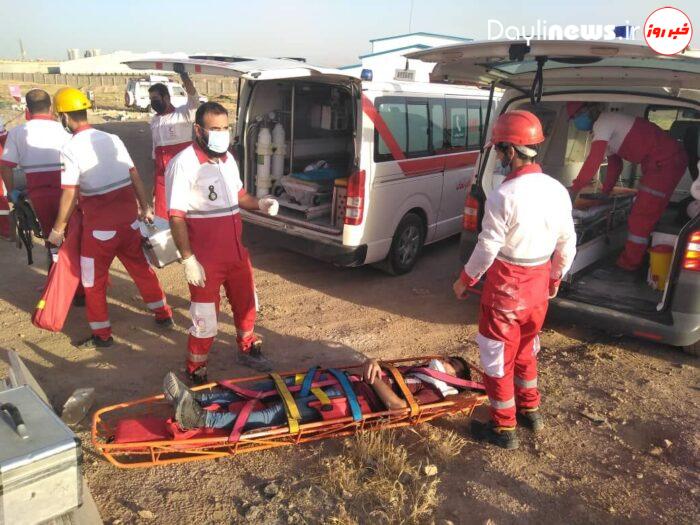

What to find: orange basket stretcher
left=92, top=356, right=488, bottom=469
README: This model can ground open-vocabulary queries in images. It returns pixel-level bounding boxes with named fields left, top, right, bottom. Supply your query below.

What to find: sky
left=1, top=0, right=699, bottom=67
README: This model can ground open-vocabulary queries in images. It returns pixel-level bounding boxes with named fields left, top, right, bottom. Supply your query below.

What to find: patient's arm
left=361, top=359, right=408, bottom=410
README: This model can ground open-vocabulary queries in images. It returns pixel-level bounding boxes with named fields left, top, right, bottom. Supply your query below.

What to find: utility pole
left=19, top=39, right=26, bottom=60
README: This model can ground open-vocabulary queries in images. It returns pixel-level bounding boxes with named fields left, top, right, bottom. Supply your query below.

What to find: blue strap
left=327, top=368, right=362, bottom=422
left=299, top=366, right=318, bottom=398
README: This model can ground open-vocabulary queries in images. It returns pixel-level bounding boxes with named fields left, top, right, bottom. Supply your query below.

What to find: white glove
left=47, top=228, right=65, bottom=247
left=259, top=197, right=279, bottom=216
left=182, top=255, right=206, bottom=287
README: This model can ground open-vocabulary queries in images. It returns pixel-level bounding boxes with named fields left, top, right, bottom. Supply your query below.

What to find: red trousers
left=477, top=301, right=548, bottom=428
left=27, top=187, right=61, bottom=240
left=80, top=224, right=172, bottom=339
left=186, top=255, right=257, bottom=373
left=618, top=151, right=688, bottom=270
left=0, top=191, right=9, bottom=238
left=153, top=172, right=167, bottom=220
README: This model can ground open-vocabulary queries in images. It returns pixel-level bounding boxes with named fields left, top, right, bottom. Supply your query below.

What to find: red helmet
left=566, top=101, right=586, bottom=119
left=490, top=110, right=545, bottom=147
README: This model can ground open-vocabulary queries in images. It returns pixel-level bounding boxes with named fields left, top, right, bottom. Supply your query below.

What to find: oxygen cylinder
left=256, top=126, right=272, bottom=197
left=271, top=122, right=286, bottom=183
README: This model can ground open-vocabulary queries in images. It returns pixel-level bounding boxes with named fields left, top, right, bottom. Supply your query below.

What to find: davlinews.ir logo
left=488, top=6, right=693, bottom=56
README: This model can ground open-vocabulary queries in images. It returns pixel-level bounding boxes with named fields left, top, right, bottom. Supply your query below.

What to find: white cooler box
left=0, top=386, right=83, bottom=525
left=139, top=217, right=181, bottom=269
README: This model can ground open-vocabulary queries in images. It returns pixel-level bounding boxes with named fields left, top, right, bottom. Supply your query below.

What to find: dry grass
left=318, top=431, right=442, bottom=525
left=415, top=425, right=468, bottom=464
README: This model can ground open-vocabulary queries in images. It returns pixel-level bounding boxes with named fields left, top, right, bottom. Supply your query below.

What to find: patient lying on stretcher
left=163, top=357, right=472, bottom=430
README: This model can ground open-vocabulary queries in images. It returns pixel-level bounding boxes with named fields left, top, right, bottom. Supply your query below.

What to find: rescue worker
left=149, top=72, right=201, bottom=218
left=0, top=89, right=70, bottom=246
left=0, top=117, right=10, bottom=238
left=453, top=110, right=576, bottom=449
left=166, top=102, right=279, bottom=384
left=566, top=102, right=688, bottom=270
left=48, top=87, right=173, bottom=349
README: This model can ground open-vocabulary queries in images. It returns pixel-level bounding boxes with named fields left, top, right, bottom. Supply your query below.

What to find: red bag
left=32, top=212, right=82, bottom=331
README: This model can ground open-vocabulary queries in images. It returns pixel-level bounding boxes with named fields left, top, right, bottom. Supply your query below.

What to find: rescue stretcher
left=573, top=187, right=636, bottom=245
left=92, top=356, right=487, bottom=469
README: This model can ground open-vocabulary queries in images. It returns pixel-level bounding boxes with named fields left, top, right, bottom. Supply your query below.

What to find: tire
left=380, top=212, right=426, bottom=276
left=682, top=341, right=700, bottom=357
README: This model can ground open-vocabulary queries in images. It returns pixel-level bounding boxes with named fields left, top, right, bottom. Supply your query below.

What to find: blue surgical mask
left=573, top=112, right=593, bottom=131
left=206, top=129, right=230, bottom=154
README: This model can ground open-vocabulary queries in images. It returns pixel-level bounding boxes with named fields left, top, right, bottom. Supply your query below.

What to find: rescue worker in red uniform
left=0, top=89, right=70, bottom=246
left=567, top=102, right=688, bottom=270
left=453, top=110, right=576, bottom=449
left=149, top=72, right=200, bottom=218
left=48, top=88, right=174, bottom=349
left=0, top=117, right=10, bottom=239
left=167, top=102, right=279, bottom=384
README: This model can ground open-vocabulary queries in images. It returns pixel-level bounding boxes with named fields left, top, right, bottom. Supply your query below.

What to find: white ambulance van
left=125, top=56, right=496, bottom=274
left=408, top=40, right=700, bottom=353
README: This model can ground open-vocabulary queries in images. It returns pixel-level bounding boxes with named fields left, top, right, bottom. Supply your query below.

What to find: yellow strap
left=295, top=372, right=331, bottom=407
left=381, top=363, right=420, bottom=417
left=294, top=373, right=305, bottom=385
left=271, top=373, right=301, bottom=434
left=36, top=299, right=46, bottom=310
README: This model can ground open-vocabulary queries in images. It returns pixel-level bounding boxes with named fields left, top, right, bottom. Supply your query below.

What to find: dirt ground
left=0, top=120, right=698, bottom=525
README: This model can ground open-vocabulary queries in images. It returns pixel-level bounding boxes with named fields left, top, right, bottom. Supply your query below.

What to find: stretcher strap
left=271, top=373, right=301, bottom=434
left=381, top=363, right=420, bottom=417
left=403, top=367, right=485, bottom=391
left=327, top=368, right=362, bottom=422
left=296, top=368, right=331, bottom=410
left=228, top=399, right=256, bottom=443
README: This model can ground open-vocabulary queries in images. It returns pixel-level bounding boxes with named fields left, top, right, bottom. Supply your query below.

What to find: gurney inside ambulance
left=244, top=80, right=357, bottom=232
left=508, top=102, right=700, bottom=315
left=92, top=357, right=486, bottom=468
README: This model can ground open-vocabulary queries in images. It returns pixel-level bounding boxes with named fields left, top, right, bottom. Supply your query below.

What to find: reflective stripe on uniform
left=514, top=376, right=538, bottom=389
left=187, top=353, right=208, bottom=363
left=497, top=252, right=551, bottom=265
left=80, top=177, right=131, bottom=196
left=89, top=320, right=111, bottom=330
left=489, top=397, right=515, bottom=409
left=637, top=184, right=666, bottom=198
left=628, top=233, right=649, bottom=245
left=147, top=299, right=166, bottom=310
left=187, top=205, right=240, bottom=218
left=23, top=162, right=63, bottom=170
left=0, top=210, right=9, bottom=216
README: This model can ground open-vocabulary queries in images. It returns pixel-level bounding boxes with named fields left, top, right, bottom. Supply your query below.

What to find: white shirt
left=61, top=127, right=134, bottom=195
left=592, top=112, right=635, bottom=156
left=464, top=166, right=576, bottom=281
left=150, top=94, right=199, bottom=156
left=166, top=144, right=242, bottom=219
left=0, top=117, right=70, bottom=172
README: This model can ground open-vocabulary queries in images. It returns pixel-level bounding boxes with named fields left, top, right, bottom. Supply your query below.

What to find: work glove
left=9, top=189, right=22, bottom=205
left=47, top=228, right=65, bottom=247
left=182, top=254, right=206, bottom=287
left=259, top=197, right=279, bottom=216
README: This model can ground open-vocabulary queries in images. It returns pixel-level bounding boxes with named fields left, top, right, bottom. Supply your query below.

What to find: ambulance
left=125, top=55, right=496, bottom=274
left=408, top=40, right=700, bottom=353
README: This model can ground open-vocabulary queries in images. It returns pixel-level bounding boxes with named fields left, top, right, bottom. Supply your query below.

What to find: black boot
left=187, top=366, right=208, bottom=386
left=470, top=420, right=519, bottom=450
left=175, top=390, right=206, bottom=430
left=155, top=316, right=175, bottom=329
left=517, top=408, right=544, bottom=432
left=75, top=335, right=114, bottom=350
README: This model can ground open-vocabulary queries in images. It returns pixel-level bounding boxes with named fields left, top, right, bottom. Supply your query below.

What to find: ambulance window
left=446, top=98, right=467, bottom=150
left=375, top=98, right=407, bottom=161
left=430, top=99, right=446, bottom=152
left=406, top=99, right=429, bottom=157
left=467, top=99, right=484, bottom=150
left=646, top=105, right=700, bottom=131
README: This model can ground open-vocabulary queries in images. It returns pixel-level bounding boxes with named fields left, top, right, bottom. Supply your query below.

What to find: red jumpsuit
left=571, top=112, right=688, bottom=270
left=150, top=95, right=199, bottom=218
left=61, top=125, right=172, bottom=340
left=167, top=143, right=257, bottom=374
left=462, top=164, right=577, bottom=428
left=0, top=114, right=70, bottom=238
left=0, top=131, right=9, bottom=237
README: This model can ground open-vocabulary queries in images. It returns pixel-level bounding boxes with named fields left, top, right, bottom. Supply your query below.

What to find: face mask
left=573, top=112, right=593, bottom=131
left=204, top=129, right=231, bottom=154
left=150, top=99, right=166, bottom=114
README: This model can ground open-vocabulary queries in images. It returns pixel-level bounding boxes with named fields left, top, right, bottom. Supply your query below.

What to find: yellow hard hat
left=53, top=87, right=91, bottom=113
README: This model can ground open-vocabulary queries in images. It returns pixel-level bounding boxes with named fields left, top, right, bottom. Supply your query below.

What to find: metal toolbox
left=0, top=386, right=83, bottom=525
left=139, top=217, right=181, bottom=269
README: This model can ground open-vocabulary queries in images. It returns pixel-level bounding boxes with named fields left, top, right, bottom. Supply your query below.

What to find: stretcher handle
left=379, top=363, right=420, bottom=417
left=0, top=403, right=29, bottom=439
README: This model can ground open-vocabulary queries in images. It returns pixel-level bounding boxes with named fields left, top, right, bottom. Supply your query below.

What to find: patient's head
left=434, top=356, right=471, bottom=381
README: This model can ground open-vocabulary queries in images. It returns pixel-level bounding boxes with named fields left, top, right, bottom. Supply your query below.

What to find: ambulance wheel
left=381, top=212, right=425, bottom=275
left=682, top=341, right=700, bottom=357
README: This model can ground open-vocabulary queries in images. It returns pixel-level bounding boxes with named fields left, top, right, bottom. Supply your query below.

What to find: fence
left=0, top=72, right=238, bottom=97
